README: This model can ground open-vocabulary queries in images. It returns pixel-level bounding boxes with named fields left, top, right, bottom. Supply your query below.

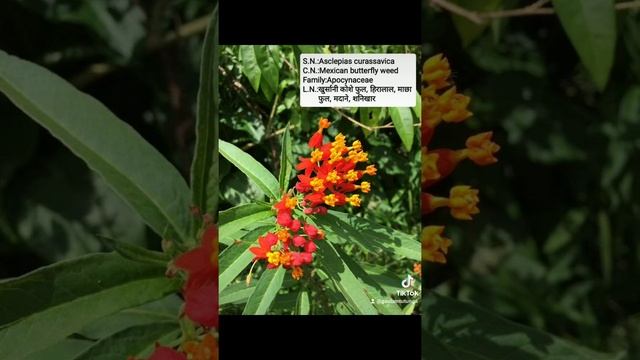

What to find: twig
left=430, top=0, right=640, bottom=25
left=334, top=109, right=397, bottom=131
left=430, top=0, right=483, bottom=25
left=71, top=15, right=212, bottom=87
left=242, top=124, right=300, bottom=150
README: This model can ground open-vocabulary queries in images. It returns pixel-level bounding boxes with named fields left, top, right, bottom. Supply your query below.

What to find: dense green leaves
left=0, top=50, right=192, bottom=243
left=191, top=7, right=220, bottom=221
left=389, top=107, right=415, bottom=151
left=316, top=211, right=420, bottom=261
left=238, top=45, right=281, bottom=100
left=551, top=0, right=616, bottom=90
left=278, top=123, right=293, bottom=191
left=219, top=140, right=280, bottom=199
left=242, top=266, right=285, bottom=315
left=423, top=293, right=624, bottom=360
left=0, top=252, right=179, bottom=359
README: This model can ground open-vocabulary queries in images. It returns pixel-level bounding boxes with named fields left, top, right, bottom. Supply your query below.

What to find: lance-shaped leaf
left=219, top=225, right=272, bottom=291
left=219, top=203, right=273, bottom=246
left=0, top=50, right=192, bottom=242
left=423, top=292, right=625, bottom=360
left=316, top=241, right=378, bottom=315
left=219, top=140, right=280, bottom=199
left=242, top=266, right=285, bottom=315
left=191, top=7, right=219, bottom=221
left=551, top=0, right=616, bottom=90
left=389, top=107, right=415, bottom=151
left=278, top=123, right=293, bottom=192
left=0, top=252, right=179, bottom=359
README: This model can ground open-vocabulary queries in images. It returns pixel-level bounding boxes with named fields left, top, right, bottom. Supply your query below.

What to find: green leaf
left=295, top=289, right=310, bottom=315
left=219, top=203, right=273, bottom=245
left=239, top=45, right=261, bottom=92
left=315, top=211, right=420, bottom=261
left=242, top=266, right=285, bottom=315
left=219, top=140, right=280, bottom=199
left=0, top=252, right=179, bottom=359
left=423, top=292, right=624, bottom=360
left=191, top=7, right=219, bottom=220
left=551, top=0, right=616, bottom=90
left=254, top=45, right=280, bottom=101
left=278, top=123, right=293, bottom=191
left=220, top=283, right=256, bottom=305
left=78, top=295, right=181, bottom=340
left=451, top=0, right=503, bottom=46
left=98, top=236, right=169, bottom=266
left=219, top=225, right=272, bottom=291
left=74, top=322, right=179, bottom=360
left=422, top=331, right=460, bottom=360
left=335, top=246, right=404, bottom=315
left=389, top=107, right=414, bottom=151
left=23, top=339, right=94, bottom=360
left=316, top=241, right=378, bottom=315
left=0, top=50, right=192, bottom=243
left=359, top=107, right=384, bottom=137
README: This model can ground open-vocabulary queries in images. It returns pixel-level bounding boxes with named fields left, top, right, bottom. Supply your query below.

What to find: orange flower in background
left=422, top=226, right=452, bottom=264
left=144, top=345, right=186, bottom=360
left=174, top=224, right=218, bottom=328
left=421, top=54, right=499, bottom=264
left=136, top=333, right=218, bottom=360
left=250, top=118, right=376, bottom=280
left=183, top=333, right=218, bottom=360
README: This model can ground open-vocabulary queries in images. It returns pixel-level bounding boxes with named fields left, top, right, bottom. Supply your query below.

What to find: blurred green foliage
left=424, top=2, right=640, bottom=356
left=0, top=0, right=214, bottom=277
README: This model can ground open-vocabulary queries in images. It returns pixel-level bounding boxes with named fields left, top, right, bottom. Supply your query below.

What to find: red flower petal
left=305, top=241, right=317, bottom=253
left=293, top=236, right=306, bottom=247
left=184, top=280, right=218, bottom=328
left=276, top=211, right=293, bottom=227
left=308, top=132, right=323, bottom=148
left=148, top=345, right=187, bottom=360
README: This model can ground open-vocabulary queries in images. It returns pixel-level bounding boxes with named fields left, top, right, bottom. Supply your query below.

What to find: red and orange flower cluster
left=137, top=333, right=217, bottom=360
left=421, top=54, right=500, bottom=263
left=249, top=118, right=376, bottom=280
left=132, top=223, right=218, bottom=360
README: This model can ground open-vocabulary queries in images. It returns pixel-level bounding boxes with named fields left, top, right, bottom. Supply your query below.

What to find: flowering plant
left=216, top=44, right=421, bottom=316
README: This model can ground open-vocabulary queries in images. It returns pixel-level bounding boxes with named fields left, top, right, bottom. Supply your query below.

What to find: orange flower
left=423, top=54, right=451, bottom=89
left=465, top=132, right=500, bottom=165
left=421, top=53, right=500, bottom=266
left=183, top=334, right=218, bottom=360
left=449, top=185, right=480, bottom=220
left=422, top=226, right=452, bottom=264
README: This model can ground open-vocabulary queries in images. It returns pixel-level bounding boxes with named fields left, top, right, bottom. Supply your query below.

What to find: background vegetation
left=423, top=1, right=640, bottom=358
